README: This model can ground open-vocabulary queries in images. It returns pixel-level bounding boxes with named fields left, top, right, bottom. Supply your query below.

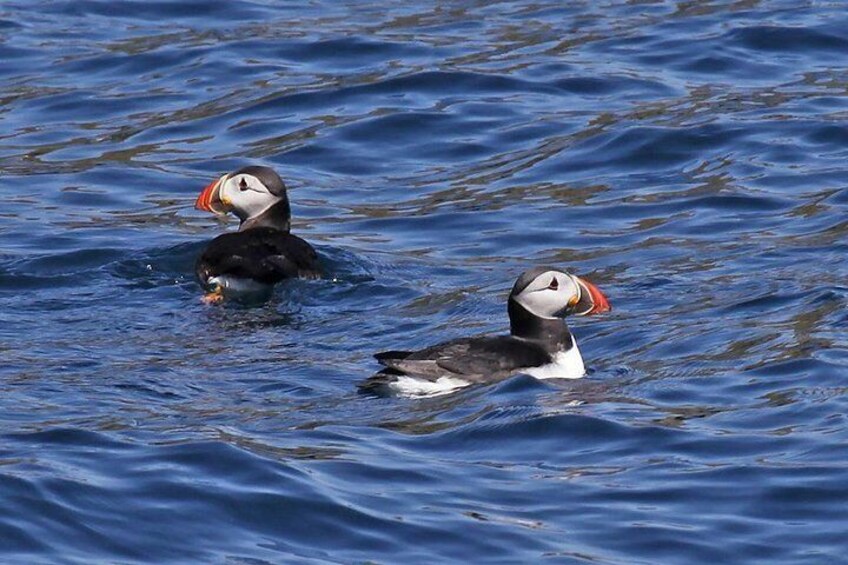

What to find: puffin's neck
left=508, top=297, right=573, bottom=353
left=239, top=199, right=291, bottom=232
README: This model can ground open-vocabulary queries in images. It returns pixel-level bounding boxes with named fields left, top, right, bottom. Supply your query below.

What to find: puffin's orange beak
left=195, top=174, right=231, bottom=215
left=572, top=275, right=611, bottom=316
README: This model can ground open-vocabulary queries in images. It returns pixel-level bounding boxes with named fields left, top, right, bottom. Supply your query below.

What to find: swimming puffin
left=360, top=267, right=611, bottom=396
left=194, top=165, right=320, bottom=303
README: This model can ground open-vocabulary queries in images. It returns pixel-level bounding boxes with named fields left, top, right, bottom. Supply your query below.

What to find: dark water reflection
left=1, top=0, right=848, bottom=562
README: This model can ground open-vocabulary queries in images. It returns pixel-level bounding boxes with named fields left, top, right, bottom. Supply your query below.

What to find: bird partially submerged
left=194, top=166, right=320, bottom=303
left=361, top=267, right=610, bottom=397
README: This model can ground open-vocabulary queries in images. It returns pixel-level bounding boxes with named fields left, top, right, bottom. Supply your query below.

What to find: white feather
left=208, top=275, right=272, bottom=295
left=388, top=375, right=471, bottom=398
left=522, top=340, right=585, bottom=380
left=221, top=174, right=279, bottom=220
left=513, top=271, right=581, bottom=318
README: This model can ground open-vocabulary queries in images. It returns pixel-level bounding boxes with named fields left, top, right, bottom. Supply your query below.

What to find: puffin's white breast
left=522, top=340, right=585, bottom=380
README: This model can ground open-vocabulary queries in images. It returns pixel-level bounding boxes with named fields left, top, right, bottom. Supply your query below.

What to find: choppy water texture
left=1, top=0, right=847, bottom=562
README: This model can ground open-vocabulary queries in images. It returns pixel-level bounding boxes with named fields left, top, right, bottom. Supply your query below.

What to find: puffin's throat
left=507, top=298, right=573, bottom=352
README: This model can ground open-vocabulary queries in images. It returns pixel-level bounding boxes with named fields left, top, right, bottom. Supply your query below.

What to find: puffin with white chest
left=360, top=267, right=611, bottom=396
left=194, top=165, right=320, bottom=303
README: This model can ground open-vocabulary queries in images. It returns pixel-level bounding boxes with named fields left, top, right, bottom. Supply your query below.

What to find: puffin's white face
left=512, top=269, right=610, bottom=318
left=217, top=173, right=279, bottom=221
left=513, top=270, right=581, bottom=318
left=195, top=169, right=284, bottom=222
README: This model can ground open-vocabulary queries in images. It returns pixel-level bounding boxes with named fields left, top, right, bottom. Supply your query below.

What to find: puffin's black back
left=195, top=228, right=320, bottom=288
left=370, top=335, right=553, bottom=380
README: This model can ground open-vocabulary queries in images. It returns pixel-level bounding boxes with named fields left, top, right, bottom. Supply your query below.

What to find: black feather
left=374, top=350, right=413, bottom=363
left=367, top=336, right=552, bottom=384
left=195, top=227, right=320, bottom=289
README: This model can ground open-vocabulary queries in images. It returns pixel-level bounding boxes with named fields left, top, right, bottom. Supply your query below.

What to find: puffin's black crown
left=232, top=165, right=287, bottom=197
left=510, top=266, right=566, bottom=296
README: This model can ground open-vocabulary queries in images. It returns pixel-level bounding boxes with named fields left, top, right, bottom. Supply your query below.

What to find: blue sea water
left=1, top=0, right=847, bottom=562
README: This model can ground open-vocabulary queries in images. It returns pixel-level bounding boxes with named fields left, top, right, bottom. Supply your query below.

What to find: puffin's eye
left=239, top=178, right=248, bottom=191
left=548, top=277, right=559, bottom=290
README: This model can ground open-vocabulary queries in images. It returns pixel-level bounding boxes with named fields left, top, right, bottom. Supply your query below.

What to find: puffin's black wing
left=195, top=228, right=320, bottom=287
left=374, top=336, right=551, bottom=382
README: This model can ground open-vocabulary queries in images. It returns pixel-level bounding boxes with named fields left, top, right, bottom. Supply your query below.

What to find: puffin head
left=195, top=165, right=290, bottom=226
left=509, top=266, right=610, bottom=319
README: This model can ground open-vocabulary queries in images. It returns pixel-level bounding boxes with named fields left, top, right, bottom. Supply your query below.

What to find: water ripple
left=1, top=0, right=847, bottom=563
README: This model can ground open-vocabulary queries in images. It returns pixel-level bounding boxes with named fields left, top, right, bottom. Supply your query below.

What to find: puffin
left=360, top=267, right=611, bottom=397
left=194, top=165, right=320, bottom=303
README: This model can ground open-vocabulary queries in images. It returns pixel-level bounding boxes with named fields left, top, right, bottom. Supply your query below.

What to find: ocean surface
left=1, top=0, right=847, bottom=562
